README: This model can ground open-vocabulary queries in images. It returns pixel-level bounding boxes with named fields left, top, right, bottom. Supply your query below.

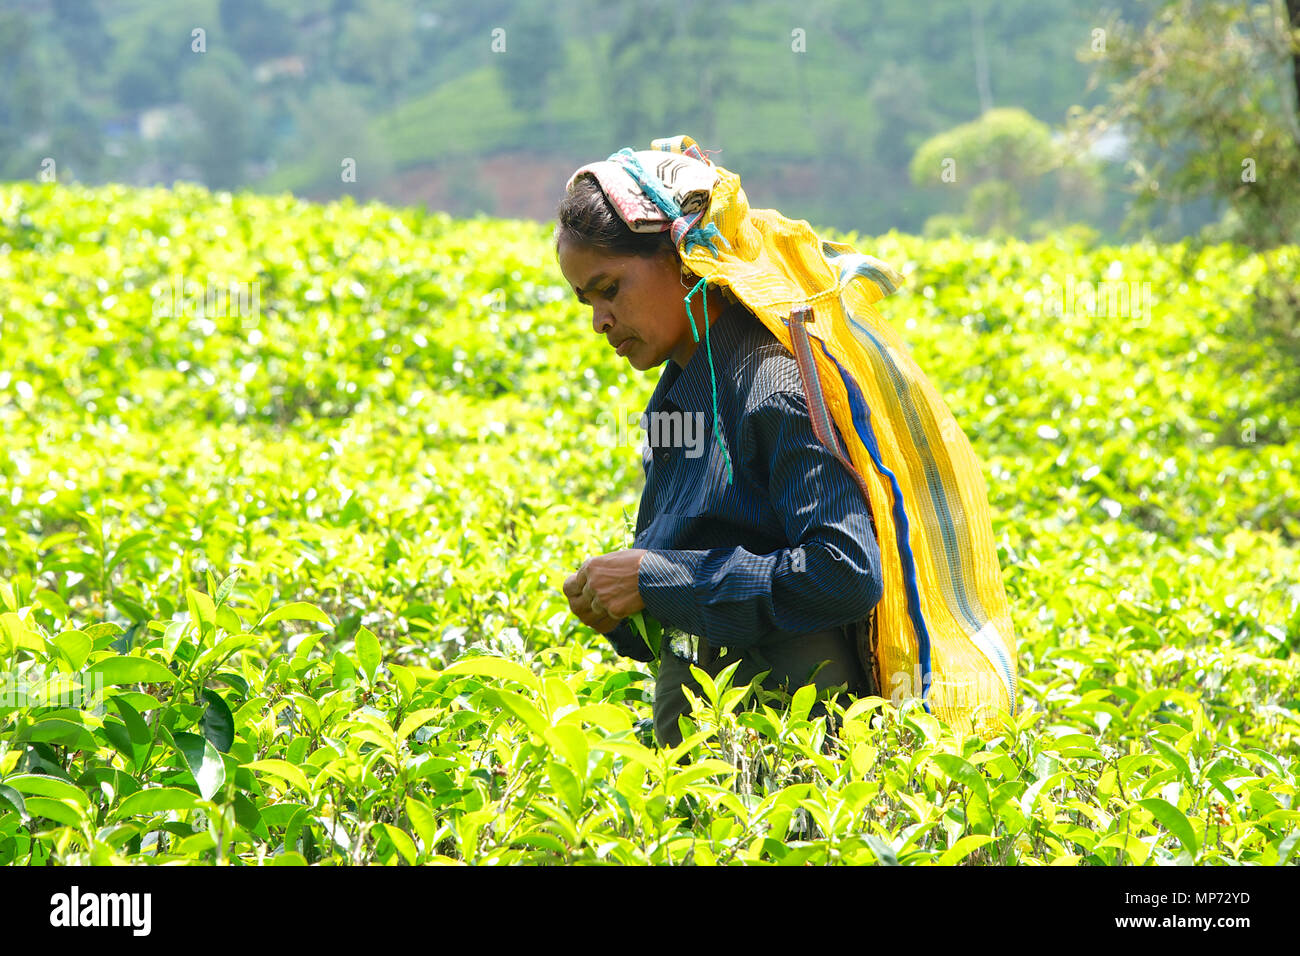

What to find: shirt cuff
left=599, top=618, right=655, bottom=663
left=637, top=544, right=878, bottom=653
left=638, top=548, right=714, bottom=646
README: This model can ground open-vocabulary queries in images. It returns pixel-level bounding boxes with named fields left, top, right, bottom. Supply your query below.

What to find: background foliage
left=0, top=182, right=1296, bottom=865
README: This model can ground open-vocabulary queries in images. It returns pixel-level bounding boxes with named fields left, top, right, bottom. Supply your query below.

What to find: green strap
left=683, top=276, right=733, bottom=486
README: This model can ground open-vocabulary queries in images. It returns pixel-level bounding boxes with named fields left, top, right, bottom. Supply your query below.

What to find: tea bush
left=0, top=182, right=1296, bottom=865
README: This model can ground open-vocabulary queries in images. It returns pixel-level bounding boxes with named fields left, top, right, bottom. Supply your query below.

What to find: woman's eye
left=577, top=283, right=617, bottom=305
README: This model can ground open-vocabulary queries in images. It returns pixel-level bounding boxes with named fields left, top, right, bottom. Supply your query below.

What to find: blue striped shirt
left=601, top=300, right=884, bottom=662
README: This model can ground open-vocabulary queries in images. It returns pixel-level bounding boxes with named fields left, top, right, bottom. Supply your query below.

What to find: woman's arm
left=636, top=388, right=883, bottom=650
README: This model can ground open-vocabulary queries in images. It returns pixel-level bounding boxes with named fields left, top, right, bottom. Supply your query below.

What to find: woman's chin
left=626, top=346, right=656, bottom=370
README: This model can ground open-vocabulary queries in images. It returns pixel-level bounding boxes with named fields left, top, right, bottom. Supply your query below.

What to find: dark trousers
left=653, top=625, right=869, bottom=748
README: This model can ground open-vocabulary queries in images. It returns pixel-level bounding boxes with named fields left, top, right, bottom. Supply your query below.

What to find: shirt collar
left=646, top=299, right=751, bottom=415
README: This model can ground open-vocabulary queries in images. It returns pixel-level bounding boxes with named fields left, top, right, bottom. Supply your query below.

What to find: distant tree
left=325, top=0, right=360, bottom=77
left=179, top=52, right=259, bottom=190
left=115, top=64, right=161, bottom=113
left=679, top=0, right=737, bottom=146
left=1066, top=0, right=1300, bottom=248
left=601, top=0, right=730, bottom=146
left=51, top=0, right=114, bottom=86
left=494, top=4, right=566, bottom=120
left=219, top=0, right=295, bottom=63
left=910, top=107, right=1093, bottom=235
left=0, top=10, right=42, bottom=169
left=604, top=1, right=679, bottom=144
left=0, top=10, right=93, bottom=180
left=336, top=0, right=419, bottom=101
left=112, top=22, right=188, bottom=110
left=867, top=61, right=946, bottom=175
left=48, top=99, right=106, bottom=181
left=284, top=82, right=394, bottom=200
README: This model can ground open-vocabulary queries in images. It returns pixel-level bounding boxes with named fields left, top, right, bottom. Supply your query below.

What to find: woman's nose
left=592, top=307, right=613, bottom=335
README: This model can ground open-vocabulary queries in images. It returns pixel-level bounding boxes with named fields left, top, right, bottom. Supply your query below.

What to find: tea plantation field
left=0, top=182, right=1297, bottom=865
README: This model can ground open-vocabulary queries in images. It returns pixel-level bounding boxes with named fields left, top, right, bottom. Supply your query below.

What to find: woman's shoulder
left=725, top=302, right=806, bottom=416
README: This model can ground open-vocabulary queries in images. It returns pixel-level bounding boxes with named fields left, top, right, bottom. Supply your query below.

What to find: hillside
left=1, top=0, right=1154, bottom=237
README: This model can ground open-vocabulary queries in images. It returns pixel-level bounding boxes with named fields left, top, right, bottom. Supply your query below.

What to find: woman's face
left=557, top=237, right=707, bottom=371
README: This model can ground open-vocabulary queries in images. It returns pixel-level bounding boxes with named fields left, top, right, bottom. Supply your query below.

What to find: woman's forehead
left=558, top=242, right=633, bottom=279
left=559, top=238, right=616, bottom=262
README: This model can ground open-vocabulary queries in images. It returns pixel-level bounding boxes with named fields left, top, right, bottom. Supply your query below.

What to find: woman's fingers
left=570, top=584, right=622, bottom=633
left=575, top=599, right=620, bottom=633
left=564, top=558, right=625, bottom=633
left=562, top=569, right=586, bottom=598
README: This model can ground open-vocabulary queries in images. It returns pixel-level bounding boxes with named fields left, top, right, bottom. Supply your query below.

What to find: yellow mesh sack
left=648, top=133, right=1019, bottom=735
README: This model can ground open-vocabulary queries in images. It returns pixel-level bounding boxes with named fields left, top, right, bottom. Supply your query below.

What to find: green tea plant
left=0, top=182, right=1295, bottom=864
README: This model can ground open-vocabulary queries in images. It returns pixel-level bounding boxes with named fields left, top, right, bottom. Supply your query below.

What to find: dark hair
left=554, top=173, right=679, bottom=262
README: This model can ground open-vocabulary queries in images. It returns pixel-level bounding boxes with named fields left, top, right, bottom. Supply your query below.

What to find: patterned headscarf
left=565, top=141, right=727, bottom=254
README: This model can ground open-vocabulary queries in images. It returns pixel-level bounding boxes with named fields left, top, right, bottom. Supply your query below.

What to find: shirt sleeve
left=636, top=388, right=883, bottom=650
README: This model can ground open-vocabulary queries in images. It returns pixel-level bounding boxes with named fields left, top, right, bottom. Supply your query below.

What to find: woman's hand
left=563, top=549, right=648, bottom=633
